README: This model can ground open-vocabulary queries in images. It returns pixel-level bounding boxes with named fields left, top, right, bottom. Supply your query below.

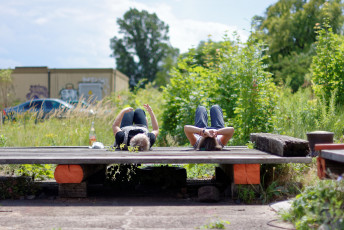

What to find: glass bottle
left=89, top=121, right=96, bottom=147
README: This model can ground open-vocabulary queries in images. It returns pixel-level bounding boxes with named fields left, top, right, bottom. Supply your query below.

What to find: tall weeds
left=273, top=87, right=344, bottom=142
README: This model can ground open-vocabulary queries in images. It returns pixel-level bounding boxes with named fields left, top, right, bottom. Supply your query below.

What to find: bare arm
left=216, top=127, right=234, bottom=146
left=144, top=104, right=159, bottom=137
left=184, top=125, right=206, bottom=146
left=112, top=107, right=133, bottom=136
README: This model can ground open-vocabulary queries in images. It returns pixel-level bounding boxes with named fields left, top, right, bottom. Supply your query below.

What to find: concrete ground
left=0, top=183, right=295, bottom=230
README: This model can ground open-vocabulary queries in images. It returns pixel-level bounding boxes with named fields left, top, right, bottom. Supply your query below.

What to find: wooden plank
left=315, top=144, right=344, bottom=151
left=321, top=150, right=344, bottom=163
left=0, top=146, right=312, bottom=164
left=250, top=133, right=310, bottom=157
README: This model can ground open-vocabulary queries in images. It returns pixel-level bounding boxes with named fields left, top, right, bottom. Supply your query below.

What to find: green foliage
left=237, top=185, right=256, bottom=204
left=220, top=35, right=276, bottom=144
left=161, top=45, right=220, bottom=145
left=161, top=33, right=276, bottom=146
left=252, top=0, right=344, bottom=91
left=272, top=50, right=314, bottom=92
left=110, top=8, right=179, bottom=89
left=260, top=180, right=289, bottom=204
left=259, top=161, right=318, bottom=204
left=155, top=48, right=180, bottom=87
left=311, top=21, right=344, bottom=104
left=282, top=179, right=344, bottom=230
left=273, top=87, right=344, bottom=141
left=15, top=164, right=55, bottom=181
left=184, top=164, right=215, bottom=179
left=198, top=218, right=230, bottom=229
left=0, top=134, right=7, bottom=147
left=0, top=68, right=14, bottom=108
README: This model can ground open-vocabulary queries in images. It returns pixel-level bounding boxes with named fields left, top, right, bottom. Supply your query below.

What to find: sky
left=0, top=0, right=278, bottom=69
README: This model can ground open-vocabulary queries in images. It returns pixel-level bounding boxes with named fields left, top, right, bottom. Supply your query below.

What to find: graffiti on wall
left=82, top=77, right=109, bottom=95
left=60, top=83, right=78, bottom=101
left=26, top=85, right=48, bottom=100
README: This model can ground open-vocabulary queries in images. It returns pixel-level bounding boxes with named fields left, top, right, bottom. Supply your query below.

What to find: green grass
left=273, top=87, right=344, bottom=142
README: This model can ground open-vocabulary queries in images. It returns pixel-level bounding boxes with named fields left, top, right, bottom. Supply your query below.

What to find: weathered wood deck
left=0, top=146, right=312, bottom=165
left=320, top=150, right=344, bottom=163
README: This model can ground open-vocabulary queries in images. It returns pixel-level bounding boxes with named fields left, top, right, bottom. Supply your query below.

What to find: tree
left=252, top=0, right=344, bottom=92
left=110, top=8, right=179, bottom=89
left=311, top=22, right=344, bottom=105
left=0, top=69, right=14, bottom=108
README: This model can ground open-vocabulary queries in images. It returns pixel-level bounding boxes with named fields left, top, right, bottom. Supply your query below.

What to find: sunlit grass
left=1, top=102, right=117, bottom=147
left=273, top=87, right=344, bottom=142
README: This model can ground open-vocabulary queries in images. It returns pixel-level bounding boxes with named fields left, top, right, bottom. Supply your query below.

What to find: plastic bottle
left=89, top=121, right=96, bottom=147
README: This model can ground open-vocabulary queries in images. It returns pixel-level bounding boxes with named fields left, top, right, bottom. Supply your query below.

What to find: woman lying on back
left=184, top=105, right=234, bottom=151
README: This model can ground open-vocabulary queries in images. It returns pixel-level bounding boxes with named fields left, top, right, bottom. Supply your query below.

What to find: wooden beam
left=320, top=150, right=344, bottom=163
left=0, top=147, right=312, bottom=164
left=315, top=144, right=344, bottom=151
left=250, top=133, right=310, bottom=157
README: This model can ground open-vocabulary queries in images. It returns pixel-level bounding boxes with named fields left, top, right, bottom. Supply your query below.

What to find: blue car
left=2, top=98, right=74, bottom=122
left=66, top=100, right=90, bottom=108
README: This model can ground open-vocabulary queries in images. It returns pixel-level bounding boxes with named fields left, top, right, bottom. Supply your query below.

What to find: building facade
left=10, top=67, right=129, bottom=102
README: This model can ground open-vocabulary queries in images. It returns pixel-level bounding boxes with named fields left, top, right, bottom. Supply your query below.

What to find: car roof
left=28, top=98, right=74, bottom=107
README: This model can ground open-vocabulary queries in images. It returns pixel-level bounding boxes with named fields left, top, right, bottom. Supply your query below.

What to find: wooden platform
left=321, top=149, right=344, bottom=163
left=0, top=146, right=312, bottom=165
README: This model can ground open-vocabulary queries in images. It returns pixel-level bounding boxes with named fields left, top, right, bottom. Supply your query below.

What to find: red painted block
left=234, top=164, right=260, bottom=184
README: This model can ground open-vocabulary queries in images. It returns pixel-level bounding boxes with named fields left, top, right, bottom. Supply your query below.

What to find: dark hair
left=198, top=137, right=222, bottom=151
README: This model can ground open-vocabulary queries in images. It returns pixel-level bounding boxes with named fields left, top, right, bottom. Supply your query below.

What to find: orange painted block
left=54, top=164, right=84, bottom=184
left=234, top=164, right=260, bottom=184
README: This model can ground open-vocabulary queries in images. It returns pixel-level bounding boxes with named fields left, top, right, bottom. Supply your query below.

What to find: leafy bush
left=161, top=32, right=276, bottom=146
left=15, top=164, right=55, bottom=181
left=219, top=35, right=276, bottom=144
left=282, top=179, right=344, bottom=230
left=311, top=21, right=344, bottom=105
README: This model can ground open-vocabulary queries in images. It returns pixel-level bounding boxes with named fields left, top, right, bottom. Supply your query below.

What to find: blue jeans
left=120, top=108, right=147, bottom=128
left=194, top=105, right=225, bottom=129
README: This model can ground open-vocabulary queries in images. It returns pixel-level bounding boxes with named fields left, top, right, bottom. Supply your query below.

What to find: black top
left=115, top=130, right=156, bottom=148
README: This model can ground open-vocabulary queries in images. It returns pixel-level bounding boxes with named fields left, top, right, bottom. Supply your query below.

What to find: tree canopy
left=110, top=8, right=178, bottom=89
left=252, top=0, right=344, bottom=92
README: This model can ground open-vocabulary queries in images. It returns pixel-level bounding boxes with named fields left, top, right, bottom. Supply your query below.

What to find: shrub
left=311, top=21, right=344, bottom=105
left=161, top=32, right=276, bottom=146
left=282, top=178, right=344, bottom=230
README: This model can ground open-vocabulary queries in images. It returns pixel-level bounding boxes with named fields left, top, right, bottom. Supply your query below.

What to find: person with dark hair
left=112, top=104, right=158, bottom=151
left=184, top=105, right=234, bottom=151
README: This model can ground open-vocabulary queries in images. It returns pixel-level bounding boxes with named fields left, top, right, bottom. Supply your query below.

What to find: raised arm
left=112, top=107, right=133, bottom=136
left=144, top=104, right=159, bottom=137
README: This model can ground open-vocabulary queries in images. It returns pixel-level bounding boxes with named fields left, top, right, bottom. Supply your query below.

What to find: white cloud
left=0, top=0, right=252, bottom=69
left=138, top=2, right=249, bottom=53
